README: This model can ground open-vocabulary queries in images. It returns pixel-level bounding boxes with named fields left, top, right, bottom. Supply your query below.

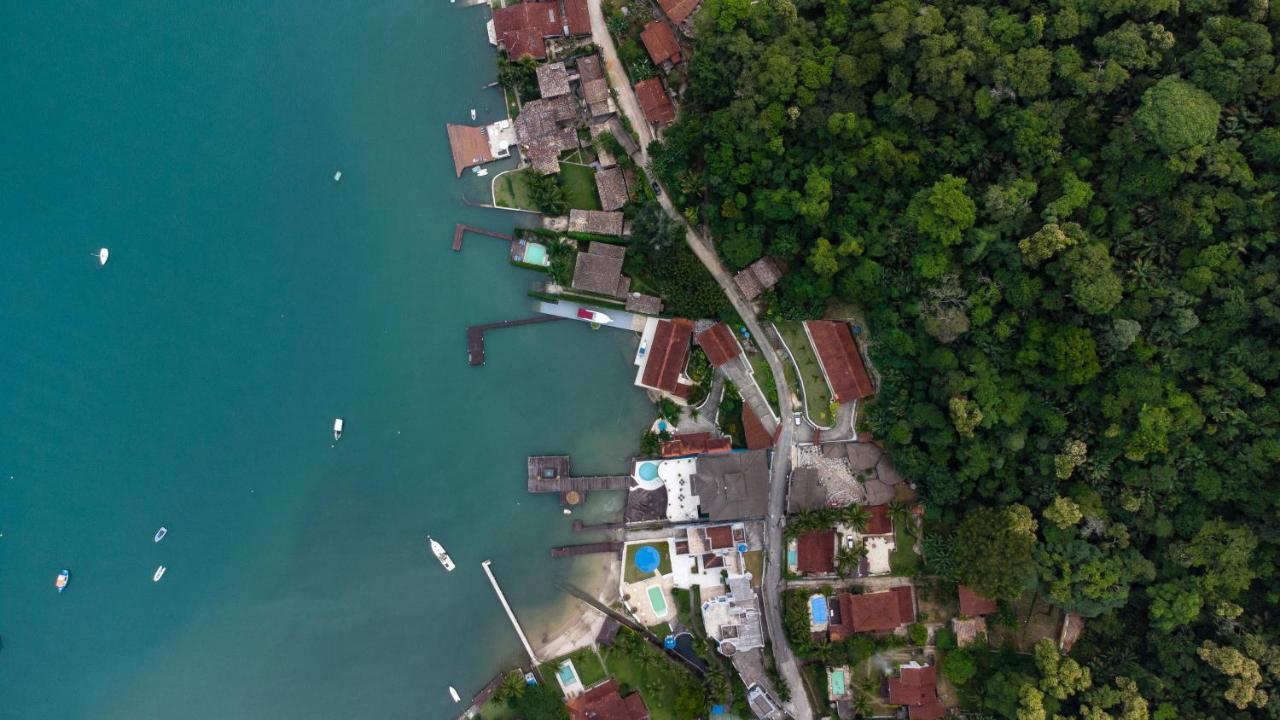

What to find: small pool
left=647, top=585, right=668, bottom=616
left=557, top=661, right=577, bottom=685
left=637, top=462, right=659, bottom=481
left=787, top=548, right=798, bottom=567
left=809, top=594, right=829, bottom=624
left=523, top=242, right=549, bottom=266
left=830, top=668, right=846, bottom=696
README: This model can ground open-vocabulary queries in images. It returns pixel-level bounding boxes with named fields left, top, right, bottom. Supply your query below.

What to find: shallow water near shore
left=0, top=3, right=652, bottom=718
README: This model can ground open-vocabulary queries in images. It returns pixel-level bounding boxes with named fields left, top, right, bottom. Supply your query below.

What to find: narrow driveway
left=585, top=0, right=653, bottom=163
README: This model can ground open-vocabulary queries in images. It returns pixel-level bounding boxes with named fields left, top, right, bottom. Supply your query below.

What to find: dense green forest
left=650, top=0, right=1280, bottom=715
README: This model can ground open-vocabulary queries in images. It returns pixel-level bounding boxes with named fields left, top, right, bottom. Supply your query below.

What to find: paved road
left=585, top=0, right=654, bottom=163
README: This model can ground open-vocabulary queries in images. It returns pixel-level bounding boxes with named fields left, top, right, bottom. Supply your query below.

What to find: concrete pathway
left=585, top=0, right=654, bottom=163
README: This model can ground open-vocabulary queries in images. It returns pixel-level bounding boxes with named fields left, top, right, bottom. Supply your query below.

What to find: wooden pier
left=481, top=560, right=539, bottom=666
left=452, top=223, right=514, bottom=251
left=527, top=455, right=630, bottom=493
left=467, top=316, right=563, bottom=366
left=550, top=542, right=623, bottom=557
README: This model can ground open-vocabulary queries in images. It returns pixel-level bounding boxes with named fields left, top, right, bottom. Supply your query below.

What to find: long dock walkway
left=467, top=316, right=563, bottom=366
left=528, top=474, right=631, bottom=492
left=481, top=560, right=539, bottom=666
left=550, top=542, right=622, bottom=557
left=453, top=223, right=513, bottom=251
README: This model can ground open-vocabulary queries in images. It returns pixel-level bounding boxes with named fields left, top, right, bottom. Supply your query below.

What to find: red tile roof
left=842, top=586, right=914, bottom=633
left=634, top=77, right=676, bottom=125
left=889, top=665, right=942, bottom=719
left=910, top=701, right=946, bottom=720
left=866, top=505, right=893, bottom=535
left=640, top=21, right=682, bottom=66
left=658, top=0, right=702, bottom=24
left=660, top=432, right=732, bottom=458
left=706, top=525, right=735, bottom=549
left=695, top=323, right=743, bottom=367
left=796, top=530, right=835, bottom=574
left=742, top=404, right=773, bottom=450
left=641, top=319, right=693, bottom=394
left=806, top=321, right=874, bottom=403
left=563, top=0, right=591, bottom=35
left=958, top=585, right=998, bottom=616
left=492, top=2, right=563, bottom=59
left=566, top=678, right=651, bottom=720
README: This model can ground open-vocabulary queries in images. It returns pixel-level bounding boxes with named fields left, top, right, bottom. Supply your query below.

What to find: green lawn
left=748, top=351, right=780, bottom=414
left=558, top=162, right=602, bottom=210
left=775, top=322, right=834, bottom=426
left=890, top=520, right=921, bottom=577
left=602, top=631, right=704, bottom=720
left=540, top=647, right=607, bottom=691
left=493, top=169, right=537, bottom=210
left=624, top=542, right=672, bottom=583
left=743, top=550, right=764, bottom=585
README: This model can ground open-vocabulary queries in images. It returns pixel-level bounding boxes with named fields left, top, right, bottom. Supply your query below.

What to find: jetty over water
left=467, top=316, right=562, bottom=366
left=452, top=223, right=513, bottom=251
left=550, top=541, right=622, bottom=557
left=527, top=455, right=630, bottom=493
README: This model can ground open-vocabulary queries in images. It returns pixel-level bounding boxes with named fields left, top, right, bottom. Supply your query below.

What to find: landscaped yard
left=540, top=646, right=607, bottom=691
left=602, top=629, right=705, bottom=720
left=623, top=541, right=672, bottom=583
left=493, top=168, right=537, bottom=210
left=557, top=162, right=602, bottom=210
left=890, top=518, right=921, bottom=576
left=748, top=350, right=780, bottom=414
left=775, top=322, right=835, bottom=426
left=742, top=550, right=764, bottom=585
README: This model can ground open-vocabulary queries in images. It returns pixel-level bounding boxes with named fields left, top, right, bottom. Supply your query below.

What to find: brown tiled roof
left=909, top=701, right=946, bottom=720
left=493, top=2, right=563, bottom=59
left=748, top=256, right=781, bottom=287
left=742, top=404, right=773, bottom=450
left=706, top=524, right=735, bottom=549
left=889, top=665, right=941, bottom=719
left=865, top=505, right=893, bottom=535
left=564, top=0, right=591, bottom=35
left=537, top=62, right=571, bottom=98
left=514, top=95, right=580, bottom=174
left=634, top=77, right=676, bottom=125
left=658, top=0, right=702, bottom=24
left=734, top=267, right=762, bottom=299
left=660, top=432, right=732, bottom=457
left=641, top=319, right=693, bottom=394
left=625, top=293, right=664, bottom=315
left=572, top=243, right=630, bottom=298
left=577, top=55, right=614, bottom=117
left=445, top=124, right=494, bottom=177
left=695, top=323, right=743, bottom=367
left=569, top=209, right=625, bottom=236
left=842, top=586, right=914, bottom=633
left=807, top=321, right=874, bottom=402
left=566, top=678, right=651, bottom=720
left=640, top=21, right=682, bottom=66
left=958, top=585, right=998, bottom=617
left=796, top=530, right=835, bottom=574
left=595, top=166, right=628, bottom=211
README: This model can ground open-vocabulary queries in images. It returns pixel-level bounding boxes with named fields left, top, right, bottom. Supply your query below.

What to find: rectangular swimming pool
left=523, top=242, right=549, bottom=266
left=647, top=585, right=668, bottom=616
left=557, top=661, right=577, bottom=685
left=809, top=594, right=829, bottom=624
left=830, top=668, right=846, bottom=696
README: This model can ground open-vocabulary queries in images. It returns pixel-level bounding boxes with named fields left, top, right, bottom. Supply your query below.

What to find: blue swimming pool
left=638, top=462, right=659, bottom=481
left=809, top=595, right=829, bottom=624
left=557, top=662, right=577, bottom=685
left=787, top=548, right=797, bottom=566
left=635, top=545, right=661, bottom=573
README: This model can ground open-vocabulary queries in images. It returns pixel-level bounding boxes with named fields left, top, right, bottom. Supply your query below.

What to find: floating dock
left=467, top=316, right=563, bottom=366
left=481, top=560, right=539, bottom=666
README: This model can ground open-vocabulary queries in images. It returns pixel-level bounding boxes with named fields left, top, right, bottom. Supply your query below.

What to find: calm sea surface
left=0, top=3, right=652, bottom=718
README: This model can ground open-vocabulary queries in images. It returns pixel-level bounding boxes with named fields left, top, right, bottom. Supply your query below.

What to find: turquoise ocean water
left=0, top=3, right=652, bottom=718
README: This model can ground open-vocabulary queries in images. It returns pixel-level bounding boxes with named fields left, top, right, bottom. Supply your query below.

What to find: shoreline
left=524, top=533, right=623, bottom=661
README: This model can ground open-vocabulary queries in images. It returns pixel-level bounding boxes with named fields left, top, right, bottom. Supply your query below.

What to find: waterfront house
left=514, top=94, right=580, bottom=174
left=565, top=678, right=650, bottom=720
left=807, top=320, right=875, bottom=403
left=659, top=431, right=731, bottom=458
left=489, top=2, right=563, bottom=59
left=634, top=318, right=694, bottom=399
left=888, top=663, right=944, bottom=720
left=625, top=449, right=770, bottom=523
left=571, top=242, right=631, bottom=298
left=640, top=20, right=682, bottom=69
left=827, top=585, right=915, bottom=639
left=536, top=62, right=572, bottom=98
left=634, top=77, right=676, bottom=126
left=594, top=166, right=628, bottom=211
left=733, top=256, right=782, bottom=300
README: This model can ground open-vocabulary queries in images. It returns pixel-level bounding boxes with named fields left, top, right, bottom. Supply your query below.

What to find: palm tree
left=494, top=670, right=526, bottom=703
left=840, top=505, right=871, bottom=533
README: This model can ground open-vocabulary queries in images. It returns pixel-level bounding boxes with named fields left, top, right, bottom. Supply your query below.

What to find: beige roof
left=514, top=95, right=580, bottom=174
left=733, top=256, right=781, bottom=299
left=625, top=293, right=664, bottom=315
left=595, top=166, right=628, bottom=211
left=568, top=209, right=625, bottom=236
left=571, top=242, right=631, bottom=298
left=536, top=62, right=571, bottom=98
left=734, top=268, right=762, bottom=299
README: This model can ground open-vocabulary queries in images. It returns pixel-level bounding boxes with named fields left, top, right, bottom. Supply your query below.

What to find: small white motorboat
left=333, top=170, right=342, bottom=182
left=333, top=418, right=344, bottom=441
left=97, top=248, right=110, bottom=266
left=154, top=527, right=167, bottom=543
left=449, top=686, right=461, bottom=703
left=428, top=535, right=455, bottom=572
left=476, top=168, right=489, bottom=177
left=469, top=108, right=476, bottom=120
left=56, top=569, right=70, bottom=593
left=575, top=307, right=613, bottom=324
left=153, top=566, right=167, bottom=582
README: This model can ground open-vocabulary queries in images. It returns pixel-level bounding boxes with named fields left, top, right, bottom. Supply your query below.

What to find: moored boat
left=575, top=307, right=613, bottom=324
left=154, top=526, right=167, bottom=543
left=333, top=418, right=343, bottom=440
left=334, top=170, right=342, bottom=182
left=449, top=686, right=461, bottom=703
left=97, top=248, right=109, bottom=266
left=153, top=566, right=166, bottom=582
left=428, top=535, right=455, bottom=572
left=56, top=569, right=70, bottom=593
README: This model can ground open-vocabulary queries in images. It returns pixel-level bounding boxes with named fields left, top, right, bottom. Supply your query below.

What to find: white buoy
left=97, top=248, right=110, bottom=266
left=333, top=170, right=342, bottom=182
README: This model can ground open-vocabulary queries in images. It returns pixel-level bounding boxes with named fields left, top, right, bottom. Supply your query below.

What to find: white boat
left=154, top=527, right=167, bottom=543
left=97, top=248, right=109, bottom=266
left=333, top=170, right=342, bottom=182
left=476, top=168, right=489, bottom=177
left=153, top=566, right=166, bottom=582
left=575, top=307, right=612, bottom=324
left=333, top=418, right=343, bottom=441
left=449, top=686, right=461, bottom=703
left=428, top=535, right=455, bottom=572
left=469, top=108, right=476, bottom=120
left=56, top=569, right=70, bottom=593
